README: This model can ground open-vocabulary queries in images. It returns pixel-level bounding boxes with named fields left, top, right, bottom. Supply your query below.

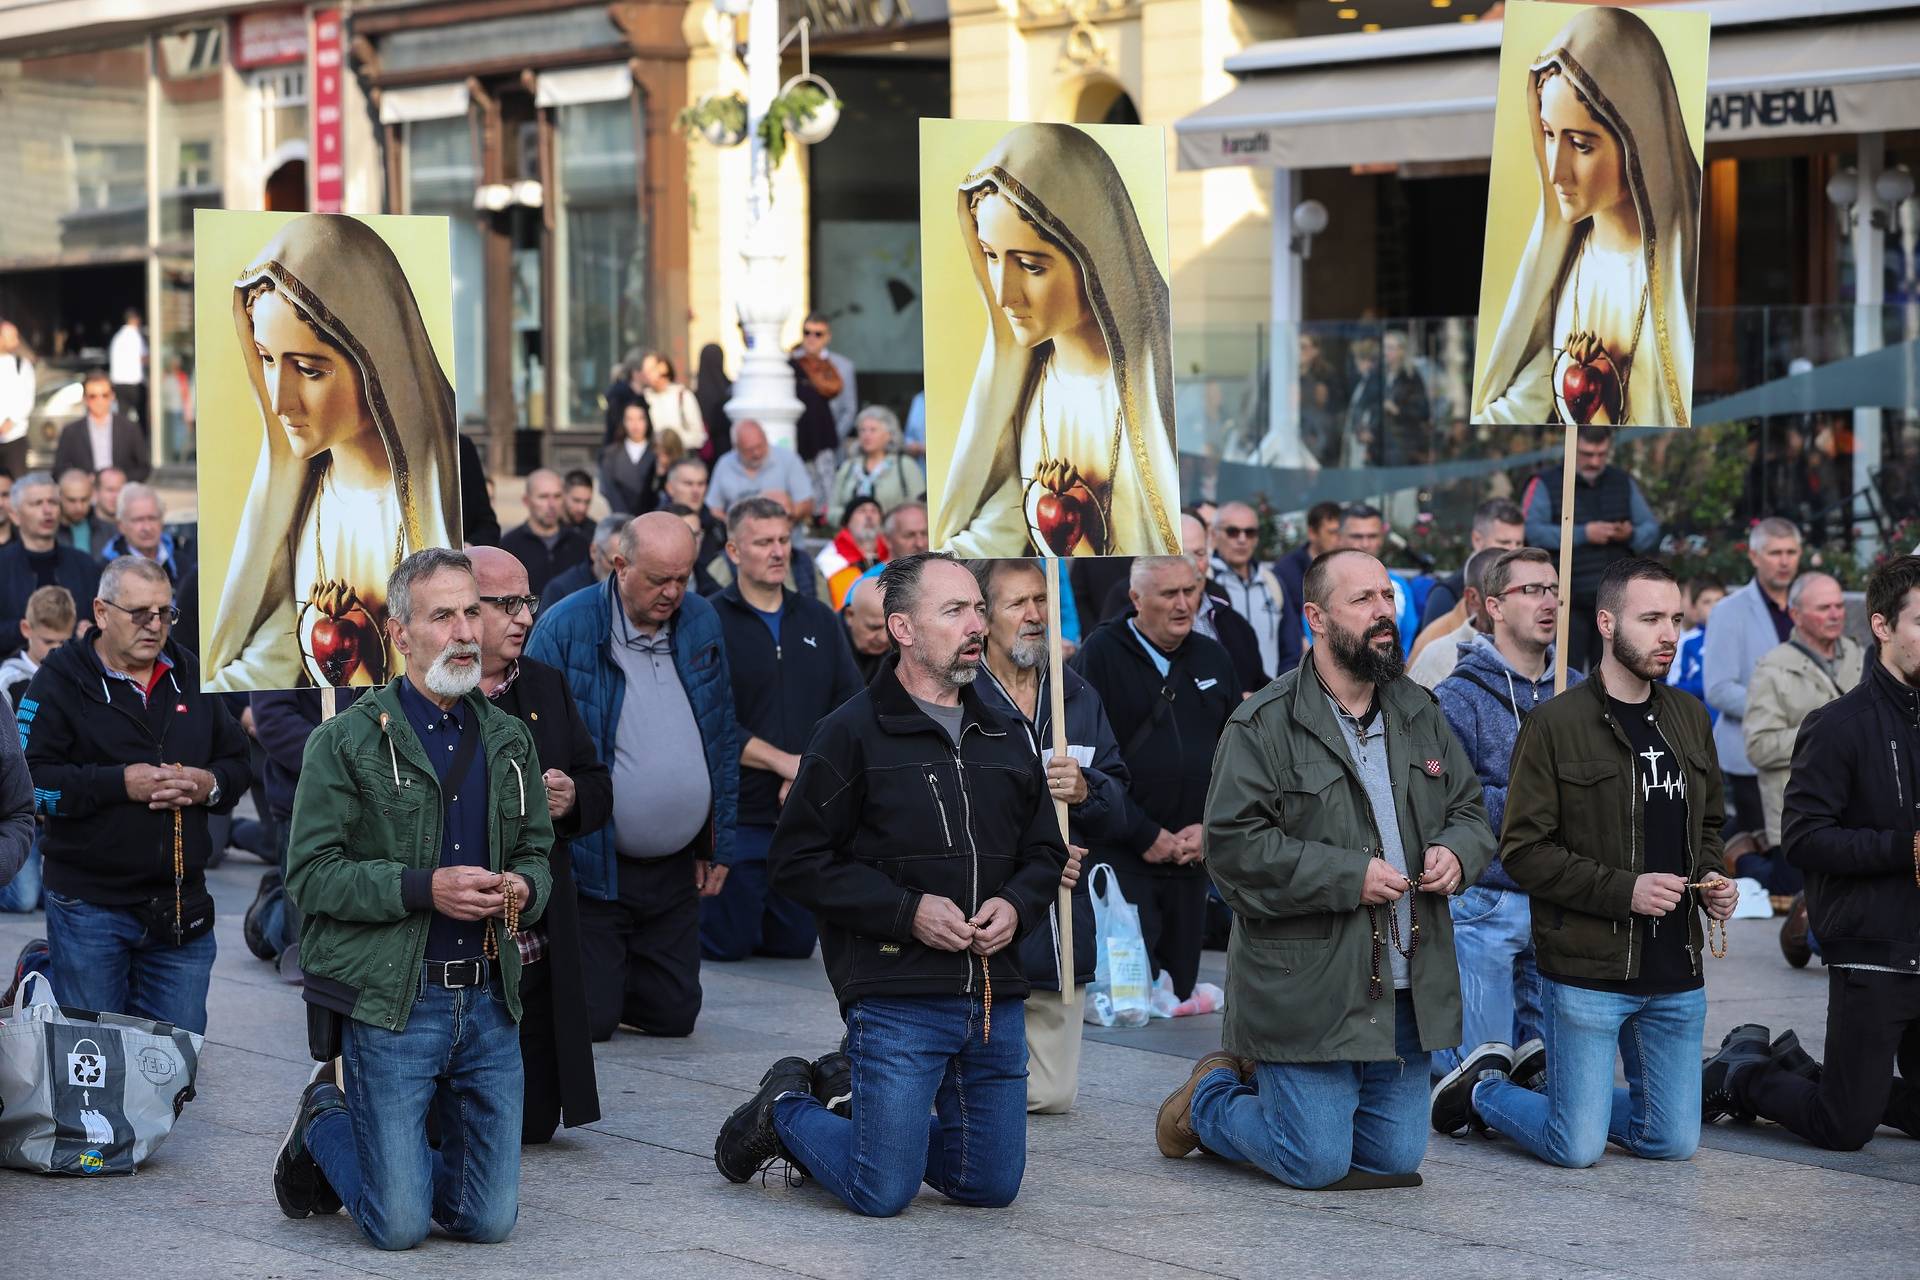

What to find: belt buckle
left=440, top=959, right=480, bottom=989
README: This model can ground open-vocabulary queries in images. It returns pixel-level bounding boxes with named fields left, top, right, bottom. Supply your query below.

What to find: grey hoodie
left=1434, top=633, right=1579, bottom=891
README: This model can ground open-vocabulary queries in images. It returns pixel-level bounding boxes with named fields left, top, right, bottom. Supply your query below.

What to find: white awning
left=534, top=64, right=634, bottom=109
left=1177, top=7, right=1920, bottom=172
left=377, top=82, right=469, bottom=125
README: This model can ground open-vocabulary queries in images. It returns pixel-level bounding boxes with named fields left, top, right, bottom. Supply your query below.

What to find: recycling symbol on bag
left=67, top=1039, right=105, bottom=1089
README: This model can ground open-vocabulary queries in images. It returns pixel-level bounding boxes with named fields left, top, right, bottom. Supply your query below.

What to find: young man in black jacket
left=1704, top=554, right=1920, bottom=1149
left=1073, top=556, right=1238, bottom=1000
left=714, top=553, right=1067, bottom=1215
left=21, top=556, right=251, bottom=1034
left=702, top=497, right=862, bottom=963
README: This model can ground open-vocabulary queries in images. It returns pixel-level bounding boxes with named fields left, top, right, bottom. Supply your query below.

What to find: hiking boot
left=1702, top=1032, right=1772, bottom=1125
left=1769, top=1030, right=1821, bottom=1082
left=1431, top=1043, right=1513, bottom=1136
left=811, top=1051, right=853, bottom=1119
left=714, top=1057, right=814, bottom=1184
left=274, top=1062, right=346, bottom=1219
left=1508, top=1039, right=1547, bottom=1093
left=1779, top=895, right=1811, bottom=969
left=1156, top=1052, right=1243, bottom=1158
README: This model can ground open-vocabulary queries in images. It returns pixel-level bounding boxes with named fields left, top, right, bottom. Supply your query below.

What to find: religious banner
left=1469, top=1, right=1710, bottom=429
left=194, top=210, right=461, bottom=693
left=920, top=119, right=1181, bottom=558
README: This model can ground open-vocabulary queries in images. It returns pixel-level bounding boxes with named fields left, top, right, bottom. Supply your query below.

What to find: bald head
left=735, top=420, right=769, bottom=467
left=467, top=544, right=530, bottom=597
left=525, top=468, right=564, bottom=534
left=621, top=509, right=698, bottom=565
left=467, top=545, right=534, bottom=673
left=614, top=512, right=697, bottom=630
left=845, top=575, right=889, bottom=656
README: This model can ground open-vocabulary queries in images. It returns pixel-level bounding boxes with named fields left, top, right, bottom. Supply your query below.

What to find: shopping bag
left=0, top=972, right=203, bottom=1175
left=1082, top=863, right=1151, bottom=1028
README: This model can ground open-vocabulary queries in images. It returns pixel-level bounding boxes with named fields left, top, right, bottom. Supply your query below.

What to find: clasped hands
left=431, top=867, right=532, bottom=921
left=1360, top=846, right=1464, bottom=904
left=1633, top=872, right=1737, bottom=921
left=1144, top=824, right=1204, bottom=866
left=125, top=763, right=214, bottom=811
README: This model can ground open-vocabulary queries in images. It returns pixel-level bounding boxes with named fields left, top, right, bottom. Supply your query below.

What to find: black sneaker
left=811, top=1051, right=852, bottom=1119
left=1508, top=1038, right=1547, bottom=1093
left=715, top=1056, right=814, bottom=1184
left=1702, top=1033, right=1772, bottom=1125
left=1769, top=1030, right=1821, bottom=1082
left=274, top=1063, right=346, bottom=1218
left=1431, top=1043, right=1512, bottom=1136
left=2, top=938, right=49, bottom=1008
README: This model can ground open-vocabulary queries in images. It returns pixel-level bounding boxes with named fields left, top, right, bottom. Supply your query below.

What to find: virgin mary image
left=932, top=123, right=1181, bottom=558
left=1471, top=6, right=1700, bottom=428
left=205, top=214, right=460, bottom=692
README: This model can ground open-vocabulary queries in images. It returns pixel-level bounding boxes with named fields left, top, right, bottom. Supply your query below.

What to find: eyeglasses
left=803, top=327, right=827, bottom=338
left=481, top=594, right=539, bottom=618
left=99, top=599, right=177, bottom=629
left=1219, top=525, right=1258, bottom=540
left=1497, top=582, right=1561, bottom=600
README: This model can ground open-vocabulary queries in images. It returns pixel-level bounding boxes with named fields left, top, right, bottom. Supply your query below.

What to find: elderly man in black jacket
left=470, top=545, right=613, bottom=1145
left=714, top=553, right=1066, bottom=1215
left=1705, top=554, right=1920, bottom=1149
left=1073, top=555, right=1239, bottom=1001
left=704, top=497, right=862, bottom=962
left=971, top=557, right=1121, bottom=1114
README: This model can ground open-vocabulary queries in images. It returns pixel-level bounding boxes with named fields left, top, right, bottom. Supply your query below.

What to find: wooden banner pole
left=1044, top=556, right=1074, bottom=1006
left=1555, top=426, right=1576, bottom=695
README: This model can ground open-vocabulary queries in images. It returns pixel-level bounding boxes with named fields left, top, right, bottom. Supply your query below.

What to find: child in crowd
left=0, top=585, right=77, bottom=913
left=1667, top=575, right=1724, bottom=722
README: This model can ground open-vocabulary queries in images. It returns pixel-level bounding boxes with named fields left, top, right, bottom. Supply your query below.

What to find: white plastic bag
left=1083, top=864, right=1151, bottom=1028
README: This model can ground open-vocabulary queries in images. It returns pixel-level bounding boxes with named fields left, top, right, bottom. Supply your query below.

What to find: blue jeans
left=774, top=994, right=1028, bottom=1218
left=42, top=890, right=215, bottom=1034
left=1191, top=991, right=1429, bottom=1189
left=1432, top=886, right=1543, bottom=1077
left=306, top=968, right=524, bottom=1251
left=0, top=839, right=41, bottom=912
left=699, top=823, right=817, bottom=962
left=1474, top=978, right=1706, bottom=1168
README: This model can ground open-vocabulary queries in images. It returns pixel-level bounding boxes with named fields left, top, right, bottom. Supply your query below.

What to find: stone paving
left=2, top=857, right=1915, bottom=1279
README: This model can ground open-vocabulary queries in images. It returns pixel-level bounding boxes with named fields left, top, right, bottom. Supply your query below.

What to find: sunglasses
left=1219, top=525, right=1258, bottom=540
left=803, top=328, right=827, bottom=338
left=99, top=599, right=177, bottom=629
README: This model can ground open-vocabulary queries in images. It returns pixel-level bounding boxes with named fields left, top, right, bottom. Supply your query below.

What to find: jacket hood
left=41, top=632, right=198, bottom=701
left=1455, top=633, right=1558, bottom=690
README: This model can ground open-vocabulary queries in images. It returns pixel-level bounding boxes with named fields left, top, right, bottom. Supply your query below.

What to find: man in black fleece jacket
left=20, top=556, right=250, bottom=1034
left=1073, top=555, right=1238, bottom=999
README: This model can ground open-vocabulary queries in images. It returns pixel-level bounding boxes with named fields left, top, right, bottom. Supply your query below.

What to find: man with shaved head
left=502, top=468, right=590, bottom=595
left=1208, top=501, right=1299, bottom=679
left=471, top=545, right=612, bottom=1143
left=841, top=574, right=889, bottom=684
left=527, top=510, right=739, bottom=1042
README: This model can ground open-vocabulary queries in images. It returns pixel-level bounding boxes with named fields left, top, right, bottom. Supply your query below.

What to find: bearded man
left=1156, top=548, right=1494, bottom=1189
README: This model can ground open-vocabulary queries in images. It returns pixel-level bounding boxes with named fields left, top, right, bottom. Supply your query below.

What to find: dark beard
left=1609, top=629, right=1670, bottom=683
left=1327, top=616, right=1404, bottom=685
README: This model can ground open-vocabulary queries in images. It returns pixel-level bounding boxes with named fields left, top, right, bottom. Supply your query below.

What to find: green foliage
left=757, top=83, right=839, bottom=172
left=674, top=93, right=747, bottom=145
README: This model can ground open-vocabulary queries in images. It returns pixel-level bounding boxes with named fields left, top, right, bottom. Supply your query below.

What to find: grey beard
left=425, top=645, right=482, bottom=698
left=1009, top=635, right=1047, bottom=669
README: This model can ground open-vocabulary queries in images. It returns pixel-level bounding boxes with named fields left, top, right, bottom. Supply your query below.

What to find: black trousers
left=1114, top=868, right=1208, bottom=1001
left=1725, top=773, right=1765, bottom=844
left=1740, top=966, right=1920, bottom=1150
left=1566, top=595, right=1601, bottom=675
left=518, top=953, right=563, bottom=1145
left=113, top=382, right=144, bottom=427
left=577, top=849, right=702, bottom=1041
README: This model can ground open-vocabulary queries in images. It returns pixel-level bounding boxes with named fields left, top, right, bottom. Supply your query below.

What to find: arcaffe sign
left=782, top=0, right=947, bottom=38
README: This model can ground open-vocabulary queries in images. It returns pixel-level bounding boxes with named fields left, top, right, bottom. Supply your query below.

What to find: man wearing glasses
left=19, top=555, right=251, bottom=1033
left=469, top=546, right=612, bottom=1145
left=1208, top=501, right=1299, bottom=679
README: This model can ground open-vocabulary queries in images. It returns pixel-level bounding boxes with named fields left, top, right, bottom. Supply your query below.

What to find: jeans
left=1432, top=886, right=1543, bottom=1078
left=698, top=824, right=817, bottom=962
left=1190, top=991, right=1429, bottom=1189
left=306, top=968, right=524, bottom=1251
left=0, top=839, right=41, bottom=912
left=1474, top=978, right=1706, bottom=1168
left=42, top=890, right=215, bottom=1034
left=774, top=994, right=1028, bottom=1218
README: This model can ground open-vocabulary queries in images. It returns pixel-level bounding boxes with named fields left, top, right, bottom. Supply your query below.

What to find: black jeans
left=1114, top=868, right=1208, bottom=1001
left=517, top=953, right=562, bottom=1145
left=577, top=849, right=702, bottom=1041
left=1739, top=966, right=1920, bottom=1150
left=1725, top=773, right=1765, bottom=845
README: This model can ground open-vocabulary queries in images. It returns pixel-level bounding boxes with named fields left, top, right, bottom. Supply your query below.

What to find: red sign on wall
left=233, top=9, right=307, bottom=70
left=311, top=9, right=344, bottom=213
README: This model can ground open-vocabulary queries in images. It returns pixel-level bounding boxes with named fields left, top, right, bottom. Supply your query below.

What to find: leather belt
left=424, top=958, right=488, bottom=989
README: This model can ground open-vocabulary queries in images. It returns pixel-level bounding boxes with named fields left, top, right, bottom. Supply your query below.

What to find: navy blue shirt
left=397, top=678, right=490, bottom=962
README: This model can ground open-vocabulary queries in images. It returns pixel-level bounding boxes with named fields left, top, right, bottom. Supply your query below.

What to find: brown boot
left=1156, top=1052, right=1244, bottom=1158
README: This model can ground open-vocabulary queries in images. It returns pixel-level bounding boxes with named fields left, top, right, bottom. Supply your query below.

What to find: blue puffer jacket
left=526, top=575, right=739, bottom=901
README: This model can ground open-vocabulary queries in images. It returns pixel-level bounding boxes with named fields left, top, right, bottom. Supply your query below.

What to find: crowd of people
left=0, top=390, right=1914, bottom=1251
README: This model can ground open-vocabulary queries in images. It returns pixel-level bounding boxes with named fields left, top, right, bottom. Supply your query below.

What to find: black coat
left=500, top=523, right=590, bottom=596
left=491, top=657, right=612, bottom=1130
left=1783, top=658, right=1920, bottom=972
left=250, top=688, right=364, bottom=825
left=1071, top=614, right=1239, bottom=878
left=770, top=652, right=1067, bottom=1006
left=459, top=434, right=501, bottom=547
left=1102, top=577, right=1266, bottom=696
left=599, top=441, right=658, bottom=518
left=54, top=412, right=151, bottom=482
left=0, top=541, right=101, bottom=659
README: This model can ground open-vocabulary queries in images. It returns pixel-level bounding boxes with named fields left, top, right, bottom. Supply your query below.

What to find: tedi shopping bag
left=1083, top=863, right=1152, bottom=1028
left=0, top=972, right=203, bottom=1174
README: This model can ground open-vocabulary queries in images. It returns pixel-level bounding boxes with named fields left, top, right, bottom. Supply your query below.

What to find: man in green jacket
left=1432, top=556, right=1736, bottom=1168
left=272, top=548, right=556, bottom=1250
left=1156, top=548, right=1495, bottom=1189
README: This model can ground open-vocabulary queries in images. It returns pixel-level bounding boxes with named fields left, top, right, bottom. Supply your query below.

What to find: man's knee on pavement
left=447, top=1206, right=518, bottom=1245
left=361, top=1206, right=433, bottom=1252
left=947, top=1165, right=1024, bottom=1208
left=1633, top=1127, right=1699, bottom=1161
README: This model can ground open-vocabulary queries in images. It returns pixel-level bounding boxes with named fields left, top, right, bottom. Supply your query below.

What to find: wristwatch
left=205, top=780, right=221, bottom=807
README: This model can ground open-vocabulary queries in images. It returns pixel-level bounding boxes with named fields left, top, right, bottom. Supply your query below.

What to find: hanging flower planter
left=675, top=92, right=748, bottom=148
left=759, top=77, right=841, bottom=169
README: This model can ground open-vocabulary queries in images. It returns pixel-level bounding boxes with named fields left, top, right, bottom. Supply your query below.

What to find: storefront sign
left=783, top=0, right=945, bottom=38
left=1706, top=85, right=1838, bottom=133
left=311, top=10, right=344, bottom=213
left=233, top=10, right=309, bottom=70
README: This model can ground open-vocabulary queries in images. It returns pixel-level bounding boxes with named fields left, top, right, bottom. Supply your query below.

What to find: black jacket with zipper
left=1501, top=669, right=1725, bottom=984
left=1070, top=612, right=1239, bottom=878
left=20, top=636, right=251, bottom=907
left=712, top=584, right=863, bottom=827
left=1782, top=657, right=1920, bottom=972
left=769, top=651, right=1067, bottom=1006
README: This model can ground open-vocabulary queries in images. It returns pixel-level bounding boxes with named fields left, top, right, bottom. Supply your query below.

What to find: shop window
left=554, top=97, right=644, bottom=430
left=0, top=43, right=149, bottom=260
left=405, top=116, right=488, bottom=426
left=156, top=25, right=225, bottom=246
